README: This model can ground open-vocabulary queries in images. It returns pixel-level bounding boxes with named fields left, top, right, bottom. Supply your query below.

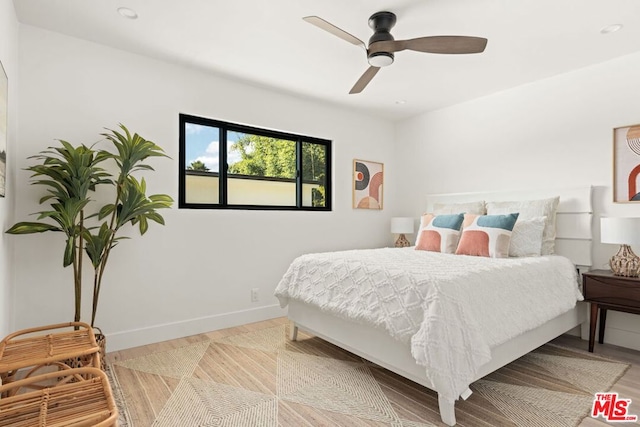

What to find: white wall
left=15, top=25, right=398, bottom=351
left=396, top=51, right=640, bottom=351
left=0, top=1, right=19, bottom=339
left=18, top=21, right=638, bottom=353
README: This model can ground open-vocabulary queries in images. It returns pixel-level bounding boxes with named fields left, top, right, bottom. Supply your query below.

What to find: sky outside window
left=185, top=124, right=245, bottom=172
left=185, top=123, right=219, bottom=172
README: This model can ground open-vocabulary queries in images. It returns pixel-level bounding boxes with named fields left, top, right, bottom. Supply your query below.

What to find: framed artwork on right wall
left=613, top=123, right=640, bottom=202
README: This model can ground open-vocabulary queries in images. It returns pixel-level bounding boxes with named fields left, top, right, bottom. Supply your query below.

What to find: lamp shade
left=600, top=217, right=640, bottom=245
left=391, top=217, right=414, bottom=234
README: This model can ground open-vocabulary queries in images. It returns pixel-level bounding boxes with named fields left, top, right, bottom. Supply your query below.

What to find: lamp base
left=395, top=234, right=410, bottom=248
left=610, top=244, right=640, bottom=277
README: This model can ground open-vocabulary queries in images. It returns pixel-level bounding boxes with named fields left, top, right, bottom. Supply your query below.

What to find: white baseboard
left=578, top=326, right=640, bottom=352
left=105, top=304, right=287, bottom=352
left=105, top=304, right=640, bottom=355
left=598, top=327, right=640, bottom=352
left=579, top=311, right=640, bottom=352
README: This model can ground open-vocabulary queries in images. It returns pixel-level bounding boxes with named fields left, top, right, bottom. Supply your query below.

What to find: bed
left=275, top=186, right=592, bottom=426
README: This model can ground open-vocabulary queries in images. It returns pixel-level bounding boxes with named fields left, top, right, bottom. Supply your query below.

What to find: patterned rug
left=108, top=324, right=630, bottom=426
left=105, top=364, right=133, bottom=427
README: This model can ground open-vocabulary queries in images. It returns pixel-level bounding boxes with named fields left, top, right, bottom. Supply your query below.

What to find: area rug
left=108, top=325, right=630, bottom=426
left=105, top=364, right=132, bottom=427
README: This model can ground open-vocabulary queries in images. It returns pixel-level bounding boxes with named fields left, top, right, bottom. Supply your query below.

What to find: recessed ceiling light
left=117, top=7, right=138, bottom=19
left=395, top=100, right=406, bottom=105
left=600, top=24, right=623, bottom=34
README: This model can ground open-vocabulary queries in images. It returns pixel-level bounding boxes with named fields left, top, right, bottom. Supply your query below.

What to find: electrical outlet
left=251, top=288, right=259, bottom=302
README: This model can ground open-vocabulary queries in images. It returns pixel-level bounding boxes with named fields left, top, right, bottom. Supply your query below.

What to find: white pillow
left=509, top=217, right=546, bottom=257
left=432, top=201, right=486, bottom=215
left=486, top=197, right=559, bottom=255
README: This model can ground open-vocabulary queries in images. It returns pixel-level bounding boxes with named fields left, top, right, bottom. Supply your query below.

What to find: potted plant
left=6, top=124, right=173, bottom=357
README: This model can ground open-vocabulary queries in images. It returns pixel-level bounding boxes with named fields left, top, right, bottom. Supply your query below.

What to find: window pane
left=179, top=114, right=332, bottom=211
left=184, top=123, right=219, bottom=204
left=302, top=142, right=328, bottom=208
left=227, top=131, right=296, bottom=206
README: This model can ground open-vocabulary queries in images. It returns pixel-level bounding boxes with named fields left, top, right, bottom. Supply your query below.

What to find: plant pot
left=94, top=327, right=107, bottom=371
left=65, top=327, right=106, bottom=371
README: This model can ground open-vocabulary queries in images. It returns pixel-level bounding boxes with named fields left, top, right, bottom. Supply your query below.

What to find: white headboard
left=425, top=186, right=593, bottom=268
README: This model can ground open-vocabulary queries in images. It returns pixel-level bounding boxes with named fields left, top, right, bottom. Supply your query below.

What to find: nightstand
left=582, top=269, right=640, bottom=352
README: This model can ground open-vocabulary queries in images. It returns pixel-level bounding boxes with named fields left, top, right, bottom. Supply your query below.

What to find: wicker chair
left=0, top=322, right=100, bottom=396
left=0, top=367, right=118, bottom=426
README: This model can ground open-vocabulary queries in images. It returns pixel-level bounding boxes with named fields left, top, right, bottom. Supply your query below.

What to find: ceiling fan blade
left=349, top=66, right=380, bottom=94
left=303, top=16, right=366, bottom=50
left=370, top=36, right=488, bottom=55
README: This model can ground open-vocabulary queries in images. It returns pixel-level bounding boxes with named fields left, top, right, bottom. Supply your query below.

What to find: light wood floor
left=106, top=318, right=640, bottom=426
left=551, top=334, right=640, bottom=426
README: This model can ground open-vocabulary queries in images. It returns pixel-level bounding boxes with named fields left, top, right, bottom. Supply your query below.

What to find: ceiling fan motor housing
left=367, top=11, right=396, bottom=67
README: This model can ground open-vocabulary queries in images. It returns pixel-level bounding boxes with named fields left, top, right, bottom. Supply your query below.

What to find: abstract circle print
left=624, top=126, right=640, bottom=201
left=353, top=160, right=383, bottom=209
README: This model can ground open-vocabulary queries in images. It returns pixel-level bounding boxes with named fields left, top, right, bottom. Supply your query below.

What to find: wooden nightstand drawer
left=582, top=269, right=640, bottom=353
left=583, top=274, right=640, bottom=309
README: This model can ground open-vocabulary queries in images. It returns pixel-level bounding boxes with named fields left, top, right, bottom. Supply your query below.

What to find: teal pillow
left=415, top=213, right=464, bottom=253
left=455, top=213, right=519, bottom=258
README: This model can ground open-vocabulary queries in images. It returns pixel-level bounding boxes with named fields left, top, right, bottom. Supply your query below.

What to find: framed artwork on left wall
left=353, top=159, right=383, bottom=209
left=0, top=61, right=7, bottom=197
left=613, top=123, right=640, bottom=202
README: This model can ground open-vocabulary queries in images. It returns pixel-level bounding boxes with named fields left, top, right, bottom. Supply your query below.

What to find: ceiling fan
left=303, top=11, right=488, bottom=94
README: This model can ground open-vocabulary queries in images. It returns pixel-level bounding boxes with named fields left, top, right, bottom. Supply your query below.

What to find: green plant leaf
left=138, top=216, right=149, bottom=235
left=83, top=223, right=113, bottom=269
left=101, top=124, right=170, bottom=180
left=98, top=204, right=116, bottom=220
left=149, top=194, right=174, bottom=203
left=63, top=237, right=75, bottom=267
left=145, top=212, right=165, bottom=225
left=39, top=195, right=56, bottom=204
left=6, top=222, right=61, bottom=234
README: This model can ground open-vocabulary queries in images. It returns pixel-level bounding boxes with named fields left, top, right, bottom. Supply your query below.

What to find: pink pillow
left=456, top=213, right=519, bottom=258
left=415, top=213, right=464, bottom=253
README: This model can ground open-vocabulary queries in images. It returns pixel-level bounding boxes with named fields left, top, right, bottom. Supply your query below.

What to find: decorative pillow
left=486, top=197, right=559, bottom=255
left=509, top=216, right=546, bottom=257
left=455, top=213, right=519, bottom=258
left=415, top=213, right=465, bottom=253
left=432, top=201, right=486, bottom=215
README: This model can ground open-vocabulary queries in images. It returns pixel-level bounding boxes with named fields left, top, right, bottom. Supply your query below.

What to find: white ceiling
left=13, top=0, right=640, bottom=121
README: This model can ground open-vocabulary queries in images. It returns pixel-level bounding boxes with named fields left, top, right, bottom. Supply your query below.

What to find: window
left=179, top=114, right=331, bottom=210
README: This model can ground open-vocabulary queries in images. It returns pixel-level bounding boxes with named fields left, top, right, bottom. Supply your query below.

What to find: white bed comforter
left=274, top=247, right=583, bottom=403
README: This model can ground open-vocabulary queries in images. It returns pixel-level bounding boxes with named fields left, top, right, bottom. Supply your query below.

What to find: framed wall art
left=0, top=61, right=7, bottom=198
left=353, top=159, right=383, bottom=209
left=613, top=123, right=640, bottom=202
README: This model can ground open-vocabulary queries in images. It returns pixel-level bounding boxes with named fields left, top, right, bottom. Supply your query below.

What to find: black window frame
left=179, top=113, right=332, bottom=211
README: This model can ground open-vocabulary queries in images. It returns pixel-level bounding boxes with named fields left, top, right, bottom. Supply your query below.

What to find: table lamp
left=391, top=217, right=414, bottom=248
left=601, top=217, right=640, bottom=277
